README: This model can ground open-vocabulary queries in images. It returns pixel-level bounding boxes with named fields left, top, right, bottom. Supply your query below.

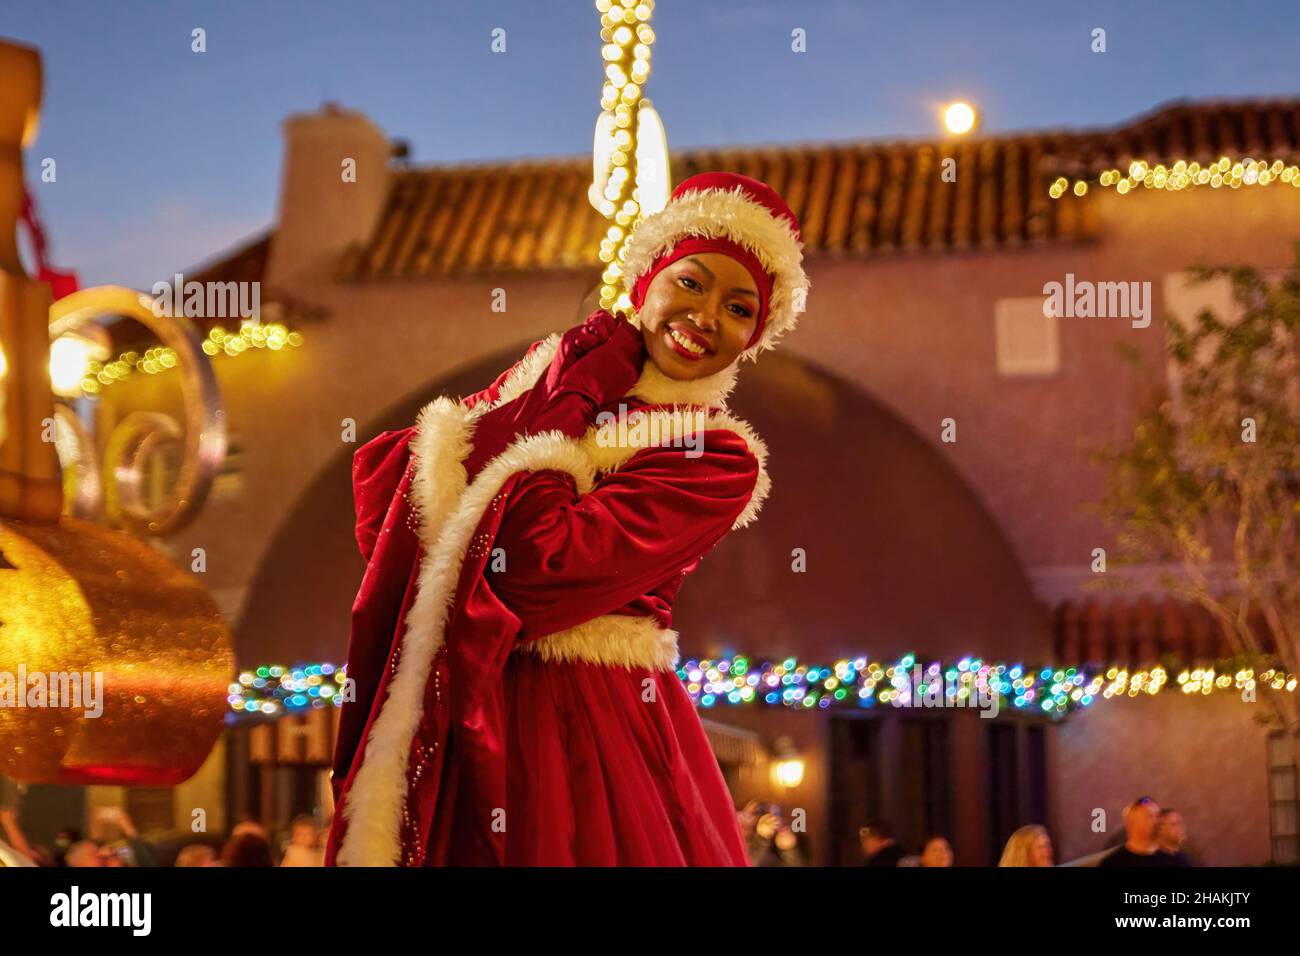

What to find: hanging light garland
left=589, top=0, right=670, bottom=315
left=1105, top=664, right=1296, bottom=697
left=81, top=321, right=303, bottom=395
left=681, top=654, right=1104, bottom=716
left=226, top=654, right=1296, bottom=721
left=681, top=656, right=1294, bottom=715
left=1049, top=156, right=1300, bottom=199
left=227, top=662, right=347, bottom=719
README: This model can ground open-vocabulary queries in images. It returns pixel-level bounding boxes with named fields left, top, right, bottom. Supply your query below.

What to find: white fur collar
left=625, top=359, right=738, bottom=409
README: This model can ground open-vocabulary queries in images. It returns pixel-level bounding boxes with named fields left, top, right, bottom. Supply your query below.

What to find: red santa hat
left=623, top=172, right=809, bottom=357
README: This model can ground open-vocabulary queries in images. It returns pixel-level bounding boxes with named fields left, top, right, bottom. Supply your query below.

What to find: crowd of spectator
left=0, top=805, right=326, bottom=868
left=739, top=794, right=1196, bottom=867
left=1, top=793, right=1197, bottom=868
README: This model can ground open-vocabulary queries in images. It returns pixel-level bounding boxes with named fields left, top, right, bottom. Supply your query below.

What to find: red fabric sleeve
left=351, top=427, right=416, bottom=563
left=333, top=427, right=422, bottom=805
left=487, top=429, right=759, bottom=639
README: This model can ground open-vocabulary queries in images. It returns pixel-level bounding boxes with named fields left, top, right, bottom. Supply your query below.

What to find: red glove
left=539, top=310, right=645, bottom=433
left=462, top=310, right=645, bottom=479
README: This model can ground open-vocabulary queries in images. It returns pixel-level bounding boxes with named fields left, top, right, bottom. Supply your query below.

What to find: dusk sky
left=6, top=0, right=1298, bottom=288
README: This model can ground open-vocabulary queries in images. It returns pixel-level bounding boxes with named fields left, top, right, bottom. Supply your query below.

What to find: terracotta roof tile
left=188, top=232, right=272, bottom=287
left=325, top=97, right=1300, bottom=280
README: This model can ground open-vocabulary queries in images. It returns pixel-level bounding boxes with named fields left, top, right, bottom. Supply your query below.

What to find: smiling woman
left=325, top=172, right=810, bottom=867
left=637, top=253, right=759, bottom=379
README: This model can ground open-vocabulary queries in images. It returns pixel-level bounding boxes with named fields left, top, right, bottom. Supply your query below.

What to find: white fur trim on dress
left=336, top=337, right=562, bottom=867
left=335, top=397, right=471, bottom=866
left=620, top=184, right=810, bottom=359
left=521, top=614, right=680, bottom=670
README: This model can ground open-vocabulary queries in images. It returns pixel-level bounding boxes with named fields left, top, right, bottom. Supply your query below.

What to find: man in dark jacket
left=1099, top=797, right=1190, bottom=867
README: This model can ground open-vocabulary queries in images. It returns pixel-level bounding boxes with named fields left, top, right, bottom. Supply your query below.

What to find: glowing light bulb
left=943, top=102, right=977, bottom=135
left=49, top=335, right=96, bottom=397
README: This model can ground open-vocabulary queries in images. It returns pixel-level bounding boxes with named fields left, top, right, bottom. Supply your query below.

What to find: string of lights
left=228, top=663, right=346, bottom=718
left=80, top=321, right=303, bottom=394
left=592, top=0, right=663, bottom=315
left=227, top=654, right=1296, bottom=720
left=1049, top=156, right=1300, bottom=199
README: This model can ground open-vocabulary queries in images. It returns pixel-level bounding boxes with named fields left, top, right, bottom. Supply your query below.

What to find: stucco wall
left=785, top=186, right=1300, bottom=600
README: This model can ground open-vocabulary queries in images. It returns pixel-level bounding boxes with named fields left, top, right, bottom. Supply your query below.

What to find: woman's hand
left=547, top=310, right=638, bottom=383
left=543, top=310, right=646, bottom=416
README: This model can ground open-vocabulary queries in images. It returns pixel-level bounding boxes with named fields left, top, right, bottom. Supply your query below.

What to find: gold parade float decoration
left=0, top=38, right=232, bottom=786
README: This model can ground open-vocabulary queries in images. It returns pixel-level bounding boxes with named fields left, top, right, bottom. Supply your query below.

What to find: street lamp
left=944, top=101, right=977, bottom=135
left=770, top=736, right=805, bottom=790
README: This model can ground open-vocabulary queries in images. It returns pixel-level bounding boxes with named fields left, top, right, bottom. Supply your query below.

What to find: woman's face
left=637, top=252, right=760, bottom=380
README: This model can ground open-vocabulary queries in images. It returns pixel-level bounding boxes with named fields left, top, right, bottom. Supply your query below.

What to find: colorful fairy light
left=227, top=662, right=346, bottom=720
left=228, top=655, right=1297, bottom=721
left=676, top=654, right=1106, bottom=717
left=1048, top=156, right=1300, bottom=199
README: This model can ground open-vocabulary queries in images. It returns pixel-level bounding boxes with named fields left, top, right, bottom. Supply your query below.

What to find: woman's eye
left=729, top=304, right=753, bottom=318
left=678, top=276, right=701, bottom=291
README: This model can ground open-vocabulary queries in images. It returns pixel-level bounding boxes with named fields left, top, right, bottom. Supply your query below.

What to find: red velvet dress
left=325, top=323, right=763, bottom=867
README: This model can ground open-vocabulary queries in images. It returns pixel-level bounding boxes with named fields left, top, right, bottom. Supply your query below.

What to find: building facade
left=95, top=98, right=1300, bottom=864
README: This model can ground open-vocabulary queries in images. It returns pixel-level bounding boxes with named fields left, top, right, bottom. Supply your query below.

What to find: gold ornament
left=0, top=517, right=232, bottom=785
left=0, top=39, right=233, bottom=791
